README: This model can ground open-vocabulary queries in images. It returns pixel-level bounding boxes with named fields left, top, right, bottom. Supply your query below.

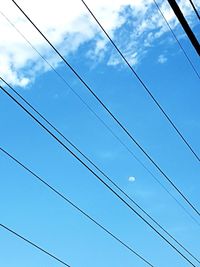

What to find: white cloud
left=98, top=150, right=116, bottom=160
left=158, top=54, right=167, bottom=64
left=128, top=176, right=136, bottom=182
left=0, top=0, right=199, bottom=87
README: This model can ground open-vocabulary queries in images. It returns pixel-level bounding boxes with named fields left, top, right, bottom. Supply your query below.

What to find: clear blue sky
left=0, top=1, right=200, bottom=267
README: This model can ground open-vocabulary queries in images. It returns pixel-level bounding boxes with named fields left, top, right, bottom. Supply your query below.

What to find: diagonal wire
left=0, top=84, right=197, bottom=267
left=1, top=147, right=200, bottom=265
left=80, top=0, right=200, bottom=160
left=11, top=0, right=200, bottom=217
left=0, top=147, right=157, bottom=267
left=1, top=76, right=200, bottom=229
left=153, top=0, right=200, bottom=79
left=0, top=224, right=71, bottom=267
left=188, top=0, right=200, bottom=20
left=167, top=0, right=200, bottom=56
left=0, top=10, right=198, bottom=225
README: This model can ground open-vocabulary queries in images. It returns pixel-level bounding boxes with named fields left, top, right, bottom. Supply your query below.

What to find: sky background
left=0, top=0, right=200, bottom=266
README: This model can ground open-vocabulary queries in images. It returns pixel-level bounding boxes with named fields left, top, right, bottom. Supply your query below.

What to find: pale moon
left=128, top=176, right=136, bottom=182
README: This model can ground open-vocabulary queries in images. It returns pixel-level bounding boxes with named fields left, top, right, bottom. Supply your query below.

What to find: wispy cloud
left=97, top=150, right=117, bottom=160
left=0, top=0, right=199, bottom=86
left=158, top=54, right=167, bottom=64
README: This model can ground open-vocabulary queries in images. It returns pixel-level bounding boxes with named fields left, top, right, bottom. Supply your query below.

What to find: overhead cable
left=0, top=224, right=71, bottom=267
left=1, top=147, right=200, bottom=265
left=11, top=0, right=200, bottom=217
left=0, top=147, right=158, bottom=267
left=1, top=12, right=198, bottom=225
left=188, top=0, right=200, bottom=20
left=153, top=0, right=200, bottom=79
left=0, top=84, right=197, bottom=267
left=167, top=0, right=200, bottom=56
left=80, top=0, right=200, bottom=159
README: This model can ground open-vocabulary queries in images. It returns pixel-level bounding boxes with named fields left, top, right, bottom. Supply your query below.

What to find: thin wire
left=11, top=0, right=200, bottom=217
left=1, top=11, right=198, bottom=226
left=0, top=54, right=198, bottom=260
left=0, top=148, right=156, bottom=267
left=0, top=224, right=71, bottom=267
left=1, top=146, right=200, bottom=265
left=153, top=0, right=200, bottom=79
left=188, top=0, right=200, bottom=20
left=0, top=85, right=197, bottom=267
left=80, top=0, right=200, bottom=159
left=1, top=63, right=200, bottom=259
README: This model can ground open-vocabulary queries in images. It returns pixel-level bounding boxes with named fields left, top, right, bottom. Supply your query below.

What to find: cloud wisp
left=158, top=54, right=168, bottom=64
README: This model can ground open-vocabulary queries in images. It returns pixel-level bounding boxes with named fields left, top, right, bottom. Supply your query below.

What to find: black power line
left=1, top=147, right=200, bottom=265
left=0, top=224, right=71, bottom=267
left=11, top=0, right=200, bottom=217
left=0, top=148, right=156, bottom=267
left=1, top=70, right=200, bottom=257
left=0, top=77, right=199, bottom=261
left=153, top=0, right=200, bottom=79
left=80, top=0, right=200, bottom=159
left=188, top=0, right=200, bottom=20
left=1, top=12, right=197, bottom=226
left=167, top=0, right=200, bottom=56
left=0, top=85, right=197, bottom=267
left=1, top=9, right=200, bottom=227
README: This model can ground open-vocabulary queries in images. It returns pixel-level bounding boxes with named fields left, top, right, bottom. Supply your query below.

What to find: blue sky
left=0, top=0, right=200, bottom=267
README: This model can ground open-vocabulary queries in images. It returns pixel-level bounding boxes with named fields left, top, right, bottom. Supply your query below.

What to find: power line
left=0, top=66, right=199, bottom=261
left=0, top=85, right=197, bottom=267
left=1, top=146, right=200, bottom=265
left=80, top=0, right=200, bottom=159
left=0, top=78, right=199, bottom=256
left=0, top=148, right=156, bottom=267
left=188, top=0, right=200, bottom=20
left=1, top=9, right=199, bottom=228
left=153, top=0, right=200, bottom=79
left=167, top=0, right=200, bottom=56
left=11, top=0, right=200, bottom=217
left=0, top=12, right=198, bottom=226
left=0, top=224, right=71, bottom=267
left=2, top=76, right=199, bottom=229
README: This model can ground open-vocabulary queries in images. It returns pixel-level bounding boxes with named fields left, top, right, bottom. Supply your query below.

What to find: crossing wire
left=1, top=146, right=200, bottom=265
left=0, top=84, right=197, bottom=267
left=11, top=0, right=200, bottom=217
